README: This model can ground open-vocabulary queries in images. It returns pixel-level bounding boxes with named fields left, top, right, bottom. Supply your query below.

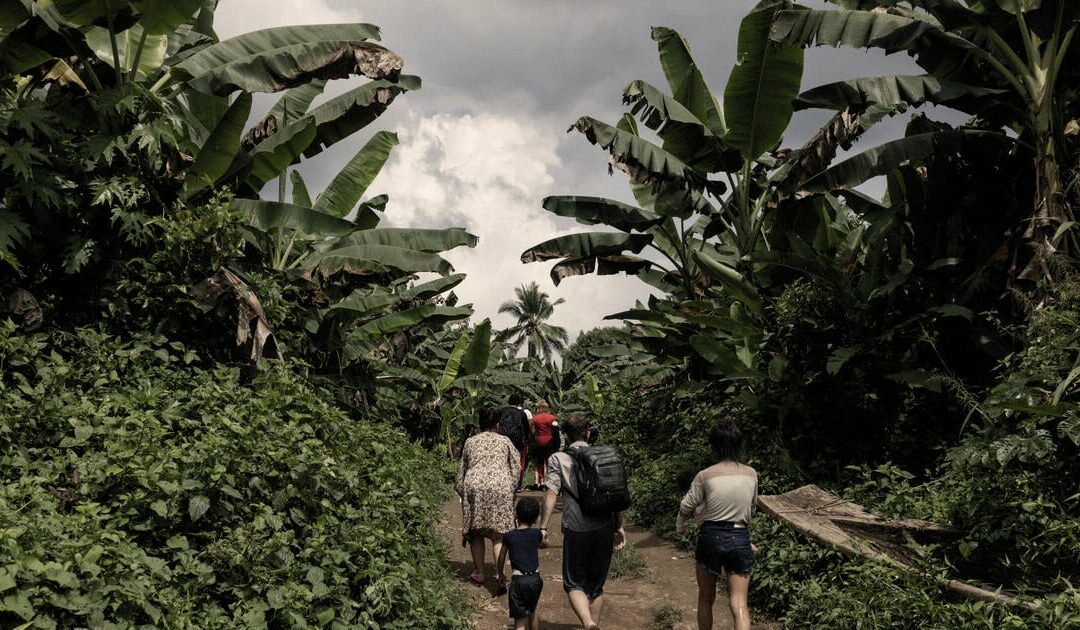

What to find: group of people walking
left=455, top=394, right=757, bottom=630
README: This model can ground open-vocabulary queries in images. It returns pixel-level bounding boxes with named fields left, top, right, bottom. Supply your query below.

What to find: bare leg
left=468, top=536, right=486, bottom=579
left=529, top=611, right=540, bottom=630
left=514, top=618, right=527, bottom=630
left=727, top=572, right=751, bottom=630
left=696, top=564, right=717, bottom=630
left=490, top=533, right=504, bottom=578
left=567, top=590, right=597, bottom=629
left=589, top=594, right=604, bottom=626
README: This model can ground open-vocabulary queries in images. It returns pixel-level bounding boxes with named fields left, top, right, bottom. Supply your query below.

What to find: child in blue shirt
left=498, top=497, right=544, bottom=630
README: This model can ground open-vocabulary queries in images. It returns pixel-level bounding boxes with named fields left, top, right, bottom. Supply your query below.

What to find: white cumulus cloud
left=376, top=110, right=652, bottom=341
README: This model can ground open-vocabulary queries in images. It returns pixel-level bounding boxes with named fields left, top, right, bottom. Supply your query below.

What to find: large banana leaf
left=329, top=274, right=466, bottom=317
left=606, top=308, right=686, bottom=327
left=541, top=195, right=662, bottom=232
left=183, top=92, right=251, bottom=198
left=265, top=79, right=325, bottom=127
left=572, top=116, right=702, bottom=190
left=290, top=171, right=312, bottom=207
left=689, top=334, right=756, bottom=377
left=310, top=244, right=453, bottom=277
left=313, top=130, right=398, bottom=217
left=170, top=24, right=393, bottom=95
left=436, top=334, right=470, bottom=393
left=85, top=24, right=168, bottom=76
left=795, top=74, right=1002, bottom=126
left=651, top=26, right=726, bottom=136
left=632, top=175, right=715, bottom=220
left=0, top=34, right=51, bottom=75
left=321, top=275, right=467, bottom=342
left=770, top=8, right=975, bottom=53
left=245, top=117, right=316, bottom=190
left=800, top=129, right=1006, bottom=192
left=550, top=255, right=653, bottom=286
left=45, top=0, right=134, bottom=28
left=134, top=0, right=201, bottom=35
left=357, top=305, right=472, bottom=336
left=691, top=249, right=762, bottom=314
left=460, top=319, right=492, bottom=377
left=0, top=0, right=27, bottom=30
left=296, top=75, right=419, bottom=158
left=723, top=0, right=804, bottom=162
left=623, top=80, right=740, bottom=173
left=521, top=232, right=653, bottom=263
left=327, top=227, right=478, bottom=253
left=233, top=199, right=357, bottom=236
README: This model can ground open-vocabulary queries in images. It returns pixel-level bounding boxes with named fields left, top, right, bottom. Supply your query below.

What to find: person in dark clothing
left=538, top=415, right=625, bottom=630
left=498, top=497, right=545, bottom=630
left=501, top=392, right=531, bottom=490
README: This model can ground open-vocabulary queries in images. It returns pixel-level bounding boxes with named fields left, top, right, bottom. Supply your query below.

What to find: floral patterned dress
left=455, top=430, right=520, bottom=537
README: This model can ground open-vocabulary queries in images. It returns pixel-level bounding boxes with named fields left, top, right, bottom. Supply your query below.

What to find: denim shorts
left=696, top=521, right=753, bottom=576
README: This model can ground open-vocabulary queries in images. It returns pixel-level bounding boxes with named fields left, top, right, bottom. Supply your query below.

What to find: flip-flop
left=469, top=571, right=485, bottom=585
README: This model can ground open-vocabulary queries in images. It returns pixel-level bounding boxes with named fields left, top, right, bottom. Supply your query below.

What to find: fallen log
left=758, top=484, right=1039, bottom=611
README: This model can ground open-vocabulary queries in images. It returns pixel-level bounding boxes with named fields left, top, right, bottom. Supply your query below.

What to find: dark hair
left=562, top=414, right=590, bottom=443
left=709, top=420, right=742, bottom=462
left=515, top=497, right=540, bottom=525
left=508, top=391, right=524, bottom=406
left=479, top=407, right=499, bottom=431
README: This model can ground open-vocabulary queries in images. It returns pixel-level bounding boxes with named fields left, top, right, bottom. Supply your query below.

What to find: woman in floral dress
left=456, top=407, right=521, bottom=586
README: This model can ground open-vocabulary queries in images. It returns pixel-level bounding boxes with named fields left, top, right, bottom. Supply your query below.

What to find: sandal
left=469, top=570, right=485, bottom=585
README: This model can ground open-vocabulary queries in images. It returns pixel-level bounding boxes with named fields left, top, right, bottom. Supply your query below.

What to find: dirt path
left=440, top=488, right=777, bottom=630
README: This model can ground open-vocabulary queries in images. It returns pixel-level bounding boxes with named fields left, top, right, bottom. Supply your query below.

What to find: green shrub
left=0, top=326, right=467, bottom=629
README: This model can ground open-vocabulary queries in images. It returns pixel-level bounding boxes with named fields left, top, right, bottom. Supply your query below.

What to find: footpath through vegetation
left=441, top=489, right=776, bottom=630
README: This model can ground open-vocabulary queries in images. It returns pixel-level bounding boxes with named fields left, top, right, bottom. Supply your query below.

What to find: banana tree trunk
left=1020, top=113, right=1071, bottom=283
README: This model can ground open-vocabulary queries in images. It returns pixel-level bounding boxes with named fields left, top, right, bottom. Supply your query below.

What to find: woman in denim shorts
left=676, top=420, right=757, bottom=630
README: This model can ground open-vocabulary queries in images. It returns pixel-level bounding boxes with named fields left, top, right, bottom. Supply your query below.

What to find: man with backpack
left=499, top=393, right=531, bottom=491
left=538, top=415, right=629, bottom=630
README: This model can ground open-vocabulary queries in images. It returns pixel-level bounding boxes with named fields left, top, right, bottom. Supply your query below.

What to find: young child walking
left=498, top=497, right=544, bottom=630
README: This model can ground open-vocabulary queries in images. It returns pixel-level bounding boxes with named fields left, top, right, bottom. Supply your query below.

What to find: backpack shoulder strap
left=560, top=445, right=589, bottom=502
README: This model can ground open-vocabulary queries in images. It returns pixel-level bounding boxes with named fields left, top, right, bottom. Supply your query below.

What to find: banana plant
left=521, top=0, right=997, bottom=382
left=522, top=1, right=806, bottom=302
left=770, top=0, right=1080, bottom=282
left=521, top=1, right=802, bottom=378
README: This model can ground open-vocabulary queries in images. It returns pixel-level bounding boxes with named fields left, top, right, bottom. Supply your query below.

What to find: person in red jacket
left=528, top=400, right=559, bottom=489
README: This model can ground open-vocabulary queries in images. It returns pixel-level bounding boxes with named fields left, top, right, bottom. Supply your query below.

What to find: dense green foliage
left=0, top=2, right=489, bottom=627
left=541, top=1, right=1080, bottom=626
left=0, top=326, right=466, bottom=628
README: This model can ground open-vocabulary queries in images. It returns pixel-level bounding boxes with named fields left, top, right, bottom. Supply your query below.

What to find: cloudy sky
left=215, top=1, right=936, bottom=342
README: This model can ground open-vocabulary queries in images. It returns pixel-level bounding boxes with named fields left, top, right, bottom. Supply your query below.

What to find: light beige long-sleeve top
left=678, top=460, right=758, bottom=526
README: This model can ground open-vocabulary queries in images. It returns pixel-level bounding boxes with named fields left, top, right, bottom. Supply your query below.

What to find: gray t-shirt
left=545, top=441, right=615, bottom=533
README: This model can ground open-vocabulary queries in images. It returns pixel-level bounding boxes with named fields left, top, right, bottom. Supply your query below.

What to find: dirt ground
left=440, top=487, right=777, bottom=630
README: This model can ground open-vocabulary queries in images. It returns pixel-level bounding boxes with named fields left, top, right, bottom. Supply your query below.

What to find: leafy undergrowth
left=0, top=325, right=467, bottom=629
left=596, top=388, right=1080, bottom=629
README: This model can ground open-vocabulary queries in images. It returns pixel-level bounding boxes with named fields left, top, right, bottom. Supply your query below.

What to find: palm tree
left=497, top=282, right=569, bottom=361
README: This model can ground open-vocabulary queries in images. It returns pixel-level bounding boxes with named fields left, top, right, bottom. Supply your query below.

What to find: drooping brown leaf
left=191, top=267, right=279, bottom=361
left=42, top=59, right=88, bottom=91
left=774, top=108, right=865, bottom=199
left=4, top=288, right=42, bottom=330
left=549, top=255, right=653, bottom=285
left=240, top=115, right=278, bottom=151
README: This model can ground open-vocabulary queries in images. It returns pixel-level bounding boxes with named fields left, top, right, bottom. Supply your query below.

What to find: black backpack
left=565, top=445, right=632, bottom=516
left=498, top=406, right=528, bottom=450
